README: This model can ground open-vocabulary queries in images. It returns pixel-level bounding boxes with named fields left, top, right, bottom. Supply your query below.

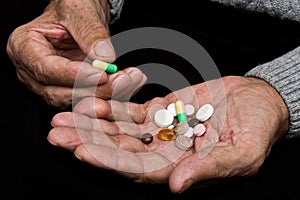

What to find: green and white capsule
left=92, top=59, right=118, bottom=74
left=175, top=100, right=188, bottom=123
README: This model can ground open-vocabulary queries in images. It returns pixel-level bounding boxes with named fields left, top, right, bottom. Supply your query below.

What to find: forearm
left=245, top=46, right=300, bottom=138
left=208, top=0, right=300, bottom=138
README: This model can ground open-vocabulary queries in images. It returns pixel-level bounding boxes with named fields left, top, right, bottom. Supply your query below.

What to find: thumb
left=169, top=153, right=219, bottom=194
left=92, top=39, right=116, bottom=63
left=169, top=130, right=224, bottom=193
left=63, top=4, right=116, bottom=63
left=169, top=136, right=242, bottom=194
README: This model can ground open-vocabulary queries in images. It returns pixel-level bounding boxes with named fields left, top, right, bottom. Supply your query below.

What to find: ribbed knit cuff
left=245, top=46, right=300, bottom=139
left=210, top=0, right=300, bottom=23
left=108, top=0, right=124, bottom=23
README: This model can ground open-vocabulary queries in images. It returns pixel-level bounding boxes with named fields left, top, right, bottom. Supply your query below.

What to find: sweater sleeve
left=108, top=0, right=124, bottom=23
left=210, top=0, right=300, bottom=138
left=210, top=0, right=300, bottom=23
left=245, top=47, right=300, bottom=139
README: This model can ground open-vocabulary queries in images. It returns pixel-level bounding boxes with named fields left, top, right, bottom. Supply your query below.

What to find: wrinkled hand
left=6, top=0, right=146, bottom=109
left=48, top=76, right=289, bottom=193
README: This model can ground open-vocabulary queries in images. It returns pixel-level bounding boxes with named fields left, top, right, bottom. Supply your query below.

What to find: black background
left=1, top=0, right=300, bottom=199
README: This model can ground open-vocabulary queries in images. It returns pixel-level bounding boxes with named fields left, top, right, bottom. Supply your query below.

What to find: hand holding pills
left=154, top=100, right=212, bottom=150
left=48, top=76, right=289, bottom=193
left=6, top=0, right=146, bottom=109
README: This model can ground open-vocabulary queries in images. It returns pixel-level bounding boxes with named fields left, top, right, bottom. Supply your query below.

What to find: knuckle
left=43, top=89, right=72, bottom=109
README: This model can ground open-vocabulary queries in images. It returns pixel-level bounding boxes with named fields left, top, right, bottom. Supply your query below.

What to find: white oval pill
left=154, top=109, right=174, bottom=128
left=196, top=104, right=214, bottom=122
left=167, top=103, right=177, bottom=117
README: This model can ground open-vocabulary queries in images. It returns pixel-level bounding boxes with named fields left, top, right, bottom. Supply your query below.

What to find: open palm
left=48, top=76, right=288, bottom=193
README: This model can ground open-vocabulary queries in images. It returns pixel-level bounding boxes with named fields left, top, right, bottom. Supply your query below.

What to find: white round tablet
left=185, top=104, right=195, bottom=116
left=183, top=127, right=194, bottom=138
left=196, top=104, right=214, bottom=122
left=168, top=124, right=175, bottom=129
left=154, top=109, right=174, bottom=127
left=167, top=103, right=177, bottom=117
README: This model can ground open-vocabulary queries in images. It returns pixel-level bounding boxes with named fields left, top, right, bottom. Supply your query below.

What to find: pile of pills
left=142, top=100, right=214, bottom=151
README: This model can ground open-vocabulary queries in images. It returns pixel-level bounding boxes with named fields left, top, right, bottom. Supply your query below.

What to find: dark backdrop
left=1, top=0, right=300, bottom=199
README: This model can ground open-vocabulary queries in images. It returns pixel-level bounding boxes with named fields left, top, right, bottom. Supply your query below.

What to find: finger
left=10, top=29, right=108, bottom=87
left=18, top=68, right=126, bottom=109
left=17, top=70, right=73, bottom=109
left=70, top=67, right=147, bottom=103
left=109, top=67, right=147, bottom=100
left=51, top=112, right=158, bottom=138
left=73, top=99, right=162, bottom=137
left=49, top=112, right=100, bottom=149
left=62, top=1, right=116, bottom=62
left=51, top=112, right=95, bottom=129
left=168, top=153, right=217, bottom=193
left=74, top=143, right=176, bottom=183
left=117, top=72, right=148, bottom=101
left=50, top=112, right=190, bottom=156
left=50, top=112, right=156, bottom=152
left=17, top=66, right=147, bottom=108
left=48, top=127, right=86, bottom=151
left=168, top=105, right=228, bottom=193
left=48, top=125, right=148, bottom=152
left=30, top=24, right=84, bottom=59
left=74, top=92, right=169, bottom=124
left=73, top=97, right=147, bottom=123
left=169, top=129, right=240, bottom=194
left=47, top=126, right=116, bottom=151
left=50, top=112, right=149, bottom=152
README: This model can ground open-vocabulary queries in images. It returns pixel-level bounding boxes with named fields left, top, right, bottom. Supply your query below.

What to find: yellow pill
left=157, top=128, right=177, bottom=141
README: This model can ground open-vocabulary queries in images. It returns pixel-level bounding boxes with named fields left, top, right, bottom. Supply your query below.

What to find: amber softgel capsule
left=157, top=128, right=177, bottom=141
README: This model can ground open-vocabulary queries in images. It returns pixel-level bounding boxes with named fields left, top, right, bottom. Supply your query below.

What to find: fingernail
left=94, top=40, right=115, bottom=60
left=128, top=69, right=141, bottom=78
left=47, top=140, right=57, bottom=146
left=47, top=136, right=58, bottom=146
left=178, top=179, right=194, bottom=194
left=74, top=153, right=83, bottom=161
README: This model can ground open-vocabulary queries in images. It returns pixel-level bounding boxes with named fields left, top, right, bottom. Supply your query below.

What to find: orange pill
left=157, top=128, right=177, bottom=141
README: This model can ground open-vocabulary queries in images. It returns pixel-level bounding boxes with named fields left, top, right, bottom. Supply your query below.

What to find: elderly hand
left=48, top=76, right=289, bottom=193
left=6, top=0, right=146, bottom=109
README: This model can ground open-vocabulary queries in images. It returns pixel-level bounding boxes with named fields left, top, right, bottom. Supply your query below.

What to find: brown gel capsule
left=157, top=128, right=177, bottom=141
left=188, top=118, right=199, bottom=128
left=141, top=133, right=153, bottom=144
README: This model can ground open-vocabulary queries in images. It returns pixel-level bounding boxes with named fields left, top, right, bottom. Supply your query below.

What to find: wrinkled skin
left=6, top=0, right=146, bottom=109
left=48, top=76, right=289, bottom=193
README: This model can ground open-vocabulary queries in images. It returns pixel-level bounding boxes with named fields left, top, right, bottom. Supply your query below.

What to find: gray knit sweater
left=111, top=0, right=300, bottom=139
left=210, top=0, right=300, bottom=138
